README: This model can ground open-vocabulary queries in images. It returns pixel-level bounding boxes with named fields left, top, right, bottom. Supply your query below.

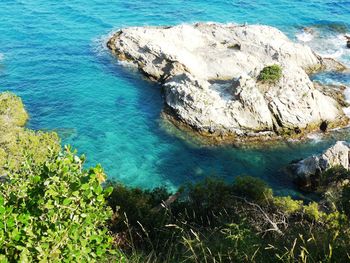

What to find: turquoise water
left=0, top=0, right=350, bottom=194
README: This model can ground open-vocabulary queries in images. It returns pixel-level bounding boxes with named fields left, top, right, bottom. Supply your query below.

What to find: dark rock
left=294, top=127, right=301, bottom=134
left=346, top=36, right=350, bottom=48
left=320, top=121, right=328, bottom=132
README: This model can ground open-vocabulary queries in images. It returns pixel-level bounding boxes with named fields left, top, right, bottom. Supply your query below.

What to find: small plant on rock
left=258, top=64, right=282, bottom=84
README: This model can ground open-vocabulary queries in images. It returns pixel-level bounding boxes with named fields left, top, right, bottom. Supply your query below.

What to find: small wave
left=319, top=49, right=344, bottom=59
left=296, top=31, right=314, bottom=42
left=307, top=133, right=323, bottom=143
left=91, top=35, right=110, bottom=57
left=316, top=34, right=348, bottom=59
left=92, top=27, right=122, bottom=58
left=296, top=28, right=350, bottom=67
left=117, top=60, right=138, bottom=69
left=0, top=53, right=4, bottom=61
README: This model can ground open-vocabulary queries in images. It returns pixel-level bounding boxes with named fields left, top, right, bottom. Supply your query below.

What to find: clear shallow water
left=0, top=0, right=350, bottom=195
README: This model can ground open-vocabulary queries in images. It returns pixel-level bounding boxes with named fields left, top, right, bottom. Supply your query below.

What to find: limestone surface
left=108, top=23, right=348, bottom=141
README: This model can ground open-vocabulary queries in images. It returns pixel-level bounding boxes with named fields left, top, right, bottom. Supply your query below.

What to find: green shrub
left=0, top=92, right=61, bottom=173
left=0, top=92, right=28, bottom=127
left=0, top=147, right=120, bottom=262
left=304, top=202, right=324, bottom=221
left=107, top=183, right=170, bottom=232
left=187, top=177, right=233, bottom=213
left=258, top=64, right=282, bottom=83
left=273, top=196, right=303, bottom=214
left=232, top=176, right=273, bottom=203
left=337, top=185, right=350, bottom=217
left=1, top=129, right=60, bottom=172
left=320, top=165, right=350, bottom=187
left=106, top=176, right=350, bottom=262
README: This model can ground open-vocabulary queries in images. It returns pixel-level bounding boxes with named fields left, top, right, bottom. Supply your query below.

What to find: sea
left=0, top=0, right=349, bottom=196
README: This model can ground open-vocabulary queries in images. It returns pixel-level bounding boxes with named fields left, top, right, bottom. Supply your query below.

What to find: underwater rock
left=108, top=23, right=348, bottom=142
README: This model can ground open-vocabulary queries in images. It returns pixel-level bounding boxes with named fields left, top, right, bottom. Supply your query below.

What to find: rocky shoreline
left=108, top=23, right=349, bottom=143
left=288, top=140, right=350, bottom=191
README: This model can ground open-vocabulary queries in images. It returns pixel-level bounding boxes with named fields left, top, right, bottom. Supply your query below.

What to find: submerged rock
left=290, top=141, right=350, bottom=189
left=108, top=23, right=348, bottom=142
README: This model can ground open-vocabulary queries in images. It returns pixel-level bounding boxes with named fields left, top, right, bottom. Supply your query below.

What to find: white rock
left=292, top=141, right=350, bottom=187
left=108, top=23, right=347, bottom=139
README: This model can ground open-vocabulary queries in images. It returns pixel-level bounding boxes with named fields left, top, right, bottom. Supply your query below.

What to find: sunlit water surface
left=0, top=0, right=349, bottom=195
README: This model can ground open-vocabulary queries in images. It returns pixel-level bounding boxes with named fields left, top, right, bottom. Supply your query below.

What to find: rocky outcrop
left=107, top=23, right=348, bottom=142
left=290, top=141, right=350, bottom=189
left=346, top=35, right=350, bottom=48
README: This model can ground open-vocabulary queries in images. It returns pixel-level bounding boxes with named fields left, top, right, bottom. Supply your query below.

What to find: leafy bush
left=186, top=177, right=233, bottom=214
left=0, top=92, right=60, bottom=173
left=304, top=202, right=324, bottom=221
left=0, top=92, right=28, bottom=127
left=107, top=183, right=171, bottom=233
left=320, top=165, right=350, bottom=187
left=336, top=185, right=350, bottom=217
left=258, top=64, right=282, bottom=83
left=0, top=147, right=120, bottom=262
left=107, top=175, right=350, bottom=263
left=0, top=130, right=61, bottom=172
left=273, top=196, right=303, bottom=214
left=232, top=176, right=273, bottom=203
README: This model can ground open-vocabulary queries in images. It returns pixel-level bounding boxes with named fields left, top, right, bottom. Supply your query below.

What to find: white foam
left=307, top=132, right=323, bottom=143
left=91, top=35, right=109, bottom=57
left=316, top=34, right=346, bottom=59
left=296, top=29, right=350, bottom=67
left=117, top=60, right=138, bottom=69
left=0, top=53, right=4, bottom=61
left=296, top=31, right=314, bottom=42
left=320, top=49, right=344, bottom=59
left=92, top=27, right=123, bottom=57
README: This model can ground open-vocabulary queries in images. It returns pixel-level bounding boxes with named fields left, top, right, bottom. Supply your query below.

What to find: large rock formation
left=290, top=141, right=350, bottom=189
left=107, top=23, right=348, bottom=142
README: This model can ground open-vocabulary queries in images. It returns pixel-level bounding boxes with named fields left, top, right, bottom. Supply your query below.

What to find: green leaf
left=62, top=198, right=72, bottom=206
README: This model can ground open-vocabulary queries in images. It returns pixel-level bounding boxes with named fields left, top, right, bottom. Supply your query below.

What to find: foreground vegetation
left=107, top=173, right=350, bottom=262
left=0, top=93, right=60, bottom=172
left=0, top=148, right=121, bottom=262
left=0, top=92, right=350, bottom=262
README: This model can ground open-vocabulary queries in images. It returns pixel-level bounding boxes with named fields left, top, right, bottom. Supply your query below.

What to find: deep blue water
left=0, top=0, right=349, bottom=195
